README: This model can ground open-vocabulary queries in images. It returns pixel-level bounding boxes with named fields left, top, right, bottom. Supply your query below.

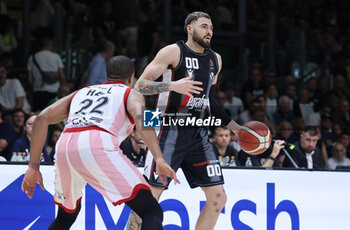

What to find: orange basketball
left=237, top=121, right=272, bottom=155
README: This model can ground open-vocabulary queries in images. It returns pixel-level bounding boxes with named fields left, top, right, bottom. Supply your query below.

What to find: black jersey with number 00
left=153, top=40, right=219, bottom=119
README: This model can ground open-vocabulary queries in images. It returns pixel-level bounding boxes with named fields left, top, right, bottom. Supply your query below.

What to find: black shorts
left=144, top=126, right=224, bottom=189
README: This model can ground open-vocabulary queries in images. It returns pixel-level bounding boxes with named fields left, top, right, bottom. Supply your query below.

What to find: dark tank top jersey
left=149, top=40, right=219, bottom=120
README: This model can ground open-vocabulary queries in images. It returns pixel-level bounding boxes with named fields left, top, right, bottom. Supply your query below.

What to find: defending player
left=128, top=12, right=241, bottom=230
left=21, top=56, right=179, bottom=230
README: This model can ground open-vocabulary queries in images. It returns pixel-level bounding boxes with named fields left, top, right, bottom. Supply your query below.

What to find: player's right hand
left=271, top=140, right=285, bottom=158
left=155, top=158, right=180, bottom=186
left=170, top=76, right=203, bottom=97
left=21, top=167, right=46, bottom=199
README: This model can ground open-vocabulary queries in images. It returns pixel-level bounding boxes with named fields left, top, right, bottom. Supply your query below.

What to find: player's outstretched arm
left=127, top=89, right=180, bottom=185
left=21, top=93, right=74, bottom=198
left=135, top=44, right=203, bottom=97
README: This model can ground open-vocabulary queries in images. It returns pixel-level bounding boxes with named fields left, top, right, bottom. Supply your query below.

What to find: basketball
left=237, top=121, right=272, bottom=155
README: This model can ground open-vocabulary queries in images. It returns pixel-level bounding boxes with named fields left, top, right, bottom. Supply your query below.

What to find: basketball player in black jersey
left=127, top=12, right=242, bottom=230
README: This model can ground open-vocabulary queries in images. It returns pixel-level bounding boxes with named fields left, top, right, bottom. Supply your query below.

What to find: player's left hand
left=155, top=158, right=180, bottom=186
left=21, top=167, right=45, bottom=199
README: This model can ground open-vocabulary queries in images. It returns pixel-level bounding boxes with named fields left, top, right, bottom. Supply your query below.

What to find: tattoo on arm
left=138, top=79, right=171, bottom=95
left=126, top=211, right=142, bottom=230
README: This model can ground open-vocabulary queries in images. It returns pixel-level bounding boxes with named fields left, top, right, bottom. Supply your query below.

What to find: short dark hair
left=184, top=11, right=211, bottom=33
left=214, top=126, right=229, bottom=135
left=11, top=108, right=25, bottom=117
left=40, top=38, right=53, bottom=49
left=302, top=126, right=318, bottom=136
left=107, top=56, right=134, bottom=81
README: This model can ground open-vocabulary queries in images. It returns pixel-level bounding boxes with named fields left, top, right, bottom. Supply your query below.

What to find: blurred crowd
left=1, top=0, right=350, bottom=170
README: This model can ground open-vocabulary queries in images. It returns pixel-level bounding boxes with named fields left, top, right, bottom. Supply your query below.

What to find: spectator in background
left=11, top=108, right=25, bottom=138
left=238, top=98, right=261, bottom=124
left=320, top=113, right=336, bottom=156
left=330, top=74, right=350, bottom=102
left=31, top=0, right=55, bottom=38
left=264, top=84, right=278, bottom=117
left=212, top=126, right=239, bottom=167
left=338, top=132, right=350, bottom=159
left=285, top=83, right=297, bottom=110
left=327, top=143, right=350, bottom=170
left=271, top=95, right=295, bottom=126
left=0, top=15, right=17, bottom=53
left=64, top=1, right=94, bottom=47
left=275, top=121, right=296, bottom=143
left=136, top=3, right=159, bottom=76
left=45, top=125, right=62, bottom=163
left=307, top=102, right=333, bottom=128
left=315, top=76, right=330, bottom=104
left=332, top=98, right=350, bottom=133
left=115, top=0, right=138, bottom=56
left=256, top=95, right=267, bottom=114
left=86, top=40, right=115, bottom=85
left=327, top=90, right=340, bottom=113
left=306, top=78, right=318, bottom=103
left=120, top=129, right=146, bottom=167
left=238, top=140, right=284, bottom=168
left=294, top=88, right=315, bottom=126
left=0, top=108, right=16, bottom=161
left=229, top=130, right=241, bottom=154
left=27, top=38, right=66, bottom=111
left=0, top=63, right=31, bottom=114
left=215, top=0, right=234, bottom=30
left=241, top=67, right=265, bottom=106
left=332, top=123, right=343, bottom=139
left=251, top=108, right=276, bottom=137
left=289, top=117, right=307, bottom=144
left=276, top=75, right=296, bottom=97
left=10, top=113, right=50, bottom=163
left=0, top=52, right=14, bottom=76
left=263, top=70, right=277, bottom=87
left=274, top=121, right=295, bottom=165
left=283, top=126, right=324, bottom=169
left=215, top=90, right=231, bottom=118
left=95, top=1, right=119, bottom=45
left=223, top=86, right=243, bottom=120
left=316, top=126, right=329, bottom=166
left=47, top=83, right=71, bottom=106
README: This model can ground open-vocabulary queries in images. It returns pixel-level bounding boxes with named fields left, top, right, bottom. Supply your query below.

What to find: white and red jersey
left=65, top=82, right=135, bottom=144
left=53, top=82, right=149, bottom=212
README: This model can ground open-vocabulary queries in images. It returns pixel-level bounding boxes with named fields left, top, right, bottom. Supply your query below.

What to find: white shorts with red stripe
left=53, top=128, right=150, bottom=212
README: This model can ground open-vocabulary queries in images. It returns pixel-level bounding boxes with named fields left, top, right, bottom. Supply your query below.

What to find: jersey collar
left=102, top=81, right=126, bottom=85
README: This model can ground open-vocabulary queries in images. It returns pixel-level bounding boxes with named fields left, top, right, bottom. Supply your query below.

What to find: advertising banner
left=1, top=164, right=350, bottom=230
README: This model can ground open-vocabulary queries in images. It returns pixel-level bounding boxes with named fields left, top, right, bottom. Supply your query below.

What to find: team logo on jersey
left=143, top=109, right=161, bottom=127
left=187, top=94, right=209, bottom=109
left=210, top=72, right=214, bottom=80
left=187, top=69, right=194, bottom=78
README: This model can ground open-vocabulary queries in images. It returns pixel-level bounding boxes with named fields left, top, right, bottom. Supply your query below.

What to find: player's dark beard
left=193, top=30, right=211, bottom=48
